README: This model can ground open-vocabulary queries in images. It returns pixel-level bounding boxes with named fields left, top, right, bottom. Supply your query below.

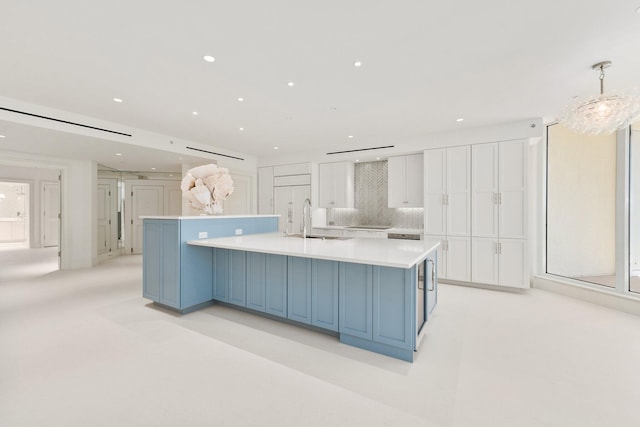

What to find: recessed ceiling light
left=203, top=55, right=215, bottom=63
left=456, top=118, right=464, bottom=122
left=0, top=134, right=5, bottom=138
left=113, top=98, right=123, bottom=103
left=287, top=82, right=295, bottom=87
left=273, top=146, right=279, bottom=150
left=169, top=174, right=174, bottom=177
left=115, top=153, right=123, bottom=156
left=239, top=127, right=244, bottom=131
left=355, top=159, right=360, bottom=162
left=348, top=135, right=354, bottom=139
left=151, top=167, right=156, bottom=170
left=376, top=157, right=380, bottom=160
left=237, top=97, right=244, bottom=102
left=192, top=111, right=198, bottom=115
left=353, top=61, right=362, bottom=67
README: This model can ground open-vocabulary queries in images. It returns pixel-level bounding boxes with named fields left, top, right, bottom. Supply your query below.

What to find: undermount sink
left=286, top=234, right=350, bottom=240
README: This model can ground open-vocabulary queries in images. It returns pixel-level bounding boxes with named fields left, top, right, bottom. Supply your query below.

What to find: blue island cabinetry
left=207, top=248, right=437, bottom=362
left=144, top=221, right=438, bottom=362
left=142, top=216, right=278, bottom=311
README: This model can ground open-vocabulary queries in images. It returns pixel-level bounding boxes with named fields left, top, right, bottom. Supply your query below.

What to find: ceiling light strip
left=0, top=107, right=133, bottom=137
left=185, top=146, right=244, bottom=161
left=326, top=145, right=394, bottom=155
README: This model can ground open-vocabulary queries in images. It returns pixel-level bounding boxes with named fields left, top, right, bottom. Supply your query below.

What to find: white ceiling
left=1, top=1, right=639, bottom=167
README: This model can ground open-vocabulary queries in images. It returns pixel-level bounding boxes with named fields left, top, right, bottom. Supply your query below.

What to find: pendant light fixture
left=560, top=61, right=640, bottom=135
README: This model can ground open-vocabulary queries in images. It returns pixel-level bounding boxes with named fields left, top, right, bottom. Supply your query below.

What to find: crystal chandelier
left=560, top=61, right=640, bottom=135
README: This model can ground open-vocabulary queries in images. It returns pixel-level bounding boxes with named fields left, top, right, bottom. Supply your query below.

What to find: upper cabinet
left=318, top=162, right=354, bottom=208
left=388, top=153, right=424, bottom=208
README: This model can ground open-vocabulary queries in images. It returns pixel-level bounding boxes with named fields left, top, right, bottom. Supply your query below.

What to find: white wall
left=0, top=164, right=60, bottom=248
left=546, top=124, right=616, bottom=277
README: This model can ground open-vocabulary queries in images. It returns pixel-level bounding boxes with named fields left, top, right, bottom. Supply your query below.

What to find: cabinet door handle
left=427, top=259, right=436, bottom=291
left=495, top=242, right=499, bottom=254
left=499, top=242, right=502, bottom=254
left=442, top=194, right=446, bottom=205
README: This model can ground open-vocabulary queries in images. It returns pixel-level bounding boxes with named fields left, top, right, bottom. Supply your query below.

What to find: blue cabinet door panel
left=311, top=259, right=339, bottom=331
left=339, top=262, right=372, bottom=340
left=266, top=254, right=287, bottom=318
left=229, top=250, right=247, bottom=306
left=247, top=253, right=266, bottom=311
left=373, top=266, right=413, bottom=350
left=213, top=248, right=230, bottom=302
left=143, top=221, right=161, bottom=301
left=160, top=222, right=181, bottom=307
left=287, top=256, right=312, bottom=324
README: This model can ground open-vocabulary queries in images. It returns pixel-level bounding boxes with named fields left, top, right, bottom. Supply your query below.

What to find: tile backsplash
left=327, top=160, right=423, bottom=229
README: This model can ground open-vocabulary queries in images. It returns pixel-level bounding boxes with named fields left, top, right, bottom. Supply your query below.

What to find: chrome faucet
left=302, top=198, right=311, bottom=238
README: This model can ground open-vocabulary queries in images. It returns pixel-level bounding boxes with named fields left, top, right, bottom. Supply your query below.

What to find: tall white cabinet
left=471, top=140, right=528, bottom=288
left=424, top=139, right=528, bottom=289
left=424, top=146, right=471, bottom=281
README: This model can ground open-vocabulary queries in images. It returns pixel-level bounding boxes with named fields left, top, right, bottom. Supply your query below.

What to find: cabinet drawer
left=274, top=174, right=311, bottom=186
left=273, top=163, right=312, bottom=176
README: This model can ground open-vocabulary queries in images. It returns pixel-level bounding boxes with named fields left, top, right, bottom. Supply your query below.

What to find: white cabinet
left=471, top=139, right=528, bottom=288
left=424, top=146, right=471, bottom=282
left=424, top=146, right=470, bottom=236
left=311, top=228, right=343, bottom=237
left=388, top=153, right=423, bottom=208
left=258, top=167, right=274, bottom=214
left=424, top=235, right=471, bottom=282
left=472, top=238, right=528, bottom=288
left=472, top=140, right=526, bottom=239
left=274, top=185, right=311, bottom=234
left=318, top=162, right=354, bottom=208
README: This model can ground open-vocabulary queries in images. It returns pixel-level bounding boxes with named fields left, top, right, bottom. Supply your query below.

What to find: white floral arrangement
left=181, top=164, right=234, bottom=215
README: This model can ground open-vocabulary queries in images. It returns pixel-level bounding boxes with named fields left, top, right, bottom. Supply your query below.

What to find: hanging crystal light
left=560, top=61, right=640, bottom=135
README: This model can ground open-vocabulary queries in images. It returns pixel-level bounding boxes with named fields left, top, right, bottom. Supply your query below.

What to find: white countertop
left=188, top=232, right=438, bottom=268
left=140, top=215, right=279, bottom=220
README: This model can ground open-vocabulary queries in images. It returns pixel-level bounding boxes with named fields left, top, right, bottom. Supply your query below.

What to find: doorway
left=0, top=165, right=61, bottom=281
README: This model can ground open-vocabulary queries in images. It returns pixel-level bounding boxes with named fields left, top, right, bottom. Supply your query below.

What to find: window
left=631, top=121, right=640, bottom=293
left=547, top=124, right=617, bottom=286
left=546, top=121, right=639, bottom=295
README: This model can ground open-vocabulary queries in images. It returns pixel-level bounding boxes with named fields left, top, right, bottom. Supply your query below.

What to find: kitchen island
left=188, top=233, right=439, bottom=362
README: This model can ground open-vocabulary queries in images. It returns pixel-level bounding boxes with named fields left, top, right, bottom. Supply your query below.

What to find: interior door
left=41, top=181, right=60, bottom=247
left=129, top=185, right=164, bottom=254
left=97, top=183, right=111, bottom=255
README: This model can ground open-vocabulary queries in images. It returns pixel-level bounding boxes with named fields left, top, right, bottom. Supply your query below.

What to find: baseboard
left=534, top=275, right=640, bottom=317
